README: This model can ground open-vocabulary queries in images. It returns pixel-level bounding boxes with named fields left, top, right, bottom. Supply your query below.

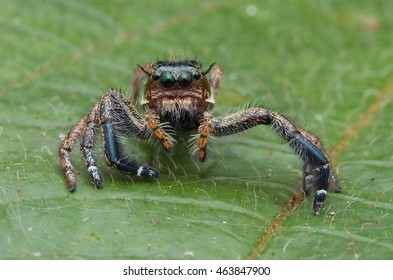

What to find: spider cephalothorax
left=59, top=60, right=339, bottom=214
left=138, top=60, right=216, bottom=132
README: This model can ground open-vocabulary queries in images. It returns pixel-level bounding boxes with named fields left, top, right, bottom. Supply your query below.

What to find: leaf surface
left=1, top=0, right=392, bottom=259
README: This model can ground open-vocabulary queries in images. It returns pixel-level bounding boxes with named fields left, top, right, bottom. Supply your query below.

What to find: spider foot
left=64, top=170, right=78, bottom=192
left=136, top=166, right=160, bottom=178
left=110, top=159, right=159, bottom=179
left=313, top=190, right=327, bottom=215
left=67, top=184, right=77, bottom=192
left=302, top=164, right=330, bottom=214
left=87, top=165, right=104, bottom=189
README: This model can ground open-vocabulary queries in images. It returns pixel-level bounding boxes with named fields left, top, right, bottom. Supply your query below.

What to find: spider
left=58, top=60, right=339, bottom=214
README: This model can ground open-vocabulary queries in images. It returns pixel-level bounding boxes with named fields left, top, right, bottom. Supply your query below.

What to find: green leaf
left=1, top=0, right=392, bottom=259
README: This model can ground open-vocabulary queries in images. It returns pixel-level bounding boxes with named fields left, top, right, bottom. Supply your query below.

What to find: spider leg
left=99, top=90, right=172, bottom=178
left=209, top=65, right=223, bottom=101
left=80, top=103, right=104, bottom=188
left=58, top=118, right=87, bottom=191
left=291, top=132, right=330, bottom=213
left=101, top=121, right=159, bottom=178
left=130, top=63, right=153, bottom=106
left=59, top=103, right=106, bottom=190
left=198, top=108, right=336, bottom=214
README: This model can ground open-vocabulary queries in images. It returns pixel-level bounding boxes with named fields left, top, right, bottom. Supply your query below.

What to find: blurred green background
left=0, top=0, right=392, bottom=259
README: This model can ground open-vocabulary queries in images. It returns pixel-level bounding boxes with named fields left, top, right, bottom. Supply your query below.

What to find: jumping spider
left=59, top=60, right=339, bottom=214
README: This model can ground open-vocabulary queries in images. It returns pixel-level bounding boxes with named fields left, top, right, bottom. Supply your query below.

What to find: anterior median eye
left=177, top=72, right=192, bottom=88
left=160, top=72, right=176, bottom=88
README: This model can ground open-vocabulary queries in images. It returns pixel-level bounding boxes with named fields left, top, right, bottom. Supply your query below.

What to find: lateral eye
left=193, top=72, right=201, bottom=80
left=152, top=72, right=160, bottom=81
left=160, top=72, right=176, bottom=88
left=177, top=72, right=192, bottom=88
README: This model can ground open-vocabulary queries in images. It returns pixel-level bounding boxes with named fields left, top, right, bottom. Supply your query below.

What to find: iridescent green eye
left=177, top=72, right=192, bottom=88
left=160, top=72, right=176, bottom=88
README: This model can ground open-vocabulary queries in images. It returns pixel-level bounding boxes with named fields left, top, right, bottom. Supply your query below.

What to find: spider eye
left=160, top=72, right=176, bottom=88
left=177, top=72, right=192, bottom=88
left=152, top=72, right=160, bottom=81
left=193, top=72, right=201, bottom=80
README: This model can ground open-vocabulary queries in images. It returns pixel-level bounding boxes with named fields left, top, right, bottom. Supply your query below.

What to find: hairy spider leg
left=58, top=118, right=87, bottom=191
left=209, top=65, right=223, bottom=101
left=99, top=90, right=163, bottom=179
left=290, top=134, right=330, bottom=212
left=130, top=63, right=153, bottom=106
left=198, top=108, right=333, bottom=214
left=80, top=103, right=104, bottom=188
left=191, top=66, right=223, bottom=161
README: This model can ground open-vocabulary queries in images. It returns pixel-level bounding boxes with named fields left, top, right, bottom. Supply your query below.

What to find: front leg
left=99, top=90, right=175, bottom=179
left=197, top=108, right=337, bottom=214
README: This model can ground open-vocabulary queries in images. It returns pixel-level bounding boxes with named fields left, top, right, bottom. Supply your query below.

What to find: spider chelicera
left=58, top=60, right=339, bottom=214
